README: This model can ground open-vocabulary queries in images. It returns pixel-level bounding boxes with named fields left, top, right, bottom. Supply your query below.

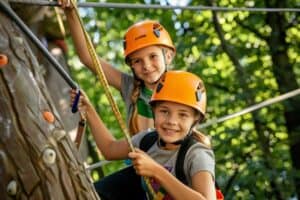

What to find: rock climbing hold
left=42, top=148, right=56, bottom=165
left=53, top=129, right=66, bottom=141
left=0, top=54, right=8, bottom=68
left=7, top=180, right=17, bottom=196
left=43, top=111, right=55, bottom=123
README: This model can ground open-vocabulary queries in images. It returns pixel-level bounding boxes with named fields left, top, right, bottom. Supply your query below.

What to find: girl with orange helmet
left=59, top=1, right=175, bottom=134
left=70, top=71, right=216, bottom=200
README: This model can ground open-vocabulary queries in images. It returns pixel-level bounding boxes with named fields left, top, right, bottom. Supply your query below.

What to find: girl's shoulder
left=187, top=142, right=215, bottom=160
left=131, top=128, right=156, bottom=148
left=184, top=141, right=216, bottom=182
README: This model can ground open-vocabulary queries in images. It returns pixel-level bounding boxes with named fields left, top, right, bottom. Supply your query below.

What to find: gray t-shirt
left=120, top=73, right=135, bottom=126
left=120, top=73, right=153, bottom=129
left=131, top=130, right=215, bottom=187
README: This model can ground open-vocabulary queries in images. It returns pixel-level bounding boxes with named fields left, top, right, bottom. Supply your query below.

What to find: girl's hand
left=69, top=89, right=90, bottom=117
left=57, top=0, right=74, bottom=9
left=128, top=149, right=161, bottom=177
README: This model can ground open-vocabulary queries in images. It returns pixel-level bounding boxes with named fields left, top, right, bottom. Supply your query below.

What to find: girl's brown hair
left=128, top=78, right=142, bottom=135
left=191, top=129, right=211, bottom=149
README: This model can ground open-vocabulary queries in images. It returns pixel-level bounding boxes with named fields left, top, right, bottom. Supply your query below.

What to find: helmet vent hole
left=153, top=29, right=160, bottom=38
left=156, top=83, right=163, bottom=93
left=196, top=91, right=202, bottom=102
left=123, top=40, right=126, bottom=50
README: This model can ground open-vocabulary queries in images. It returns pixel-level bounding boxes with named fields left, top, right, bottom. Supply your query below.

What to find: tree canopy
left=62, top=0, right=299, bottom=199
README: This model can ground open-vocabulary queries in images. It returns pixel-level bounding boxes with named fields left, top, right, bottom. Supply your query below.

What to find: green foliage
left=66, top=0, right=300, bottom=198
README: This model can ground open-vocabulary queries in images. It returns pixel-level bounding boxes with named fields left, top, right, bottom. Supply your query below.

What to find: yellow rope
left=50, top=0, right=66, bottom=37
left=69, top=0, right=134, bottom=151
left=54, top=7, right=66, bottom=37
left=68, top=1, right=158, bottom=198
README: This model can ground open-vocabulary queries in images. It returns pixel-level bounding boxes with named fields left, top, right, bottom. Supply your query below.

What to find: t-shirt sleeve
left=185, top=143, right=215, bottom=183
left=120, top=73, right=135, bottom=125
left=120, top=72, right=134, bottom=104
left=131, top=131, right=149, bottom=148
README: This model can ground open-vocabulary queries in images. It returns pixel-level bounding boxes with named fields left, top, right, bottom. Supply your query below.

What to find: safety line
left=68, top=0, right=134, bottom=151
left=199, top=88, right=300, bottom=129
left=52, top=1, right=66, bottom=37
left=65, top=2, right=159, bottom=197
left=0, top=1, right=77, bottom=89
left=8, top=0, right=300, bottom=12
left=85, top=88, right=300, bottom=170
left=86, top=160, right=112, bottom=171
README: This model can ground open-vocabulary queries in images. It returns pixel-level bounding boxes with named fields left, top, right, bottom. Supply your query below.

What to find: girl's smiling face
left=128, top=46, right=173, bottom=90
left=153, top=101, right=200, bottom=149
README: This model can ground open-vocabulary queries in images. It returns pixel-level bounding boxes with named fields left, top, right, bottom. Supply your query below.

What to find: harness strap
left=175, top=136, right=196, bottom=184
left=140, top=131, right=225, bottom=200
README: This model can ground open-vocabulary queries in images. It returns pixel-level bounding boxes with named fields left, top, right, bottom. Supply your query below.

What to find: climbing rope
left=8, top=0, right=300, bottom=12
left=68, top=0, right=134, bottom=151
left=67, top=0, right=160, bottom=197
left=51, top=0, right=66, bottom=37
left=0, top=1, right=77, bottom=89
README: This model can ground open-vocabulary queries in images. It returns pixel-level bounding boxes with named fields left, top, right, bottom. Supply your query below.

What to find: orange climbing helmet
left=150, top=71, right=206, bottom=118
left=123, top=20, right=175, bottom=58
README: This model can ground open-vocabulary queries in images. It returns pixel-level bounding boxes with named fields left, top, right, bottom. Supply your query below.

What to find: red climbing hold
left=0, top=54, right=8, bottom=68
left=43, top=111, right=55, bottom=123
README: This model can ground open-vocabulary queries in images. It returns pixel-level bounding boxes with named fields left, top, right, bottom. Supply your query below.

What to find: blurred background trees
left=66, top=0, right=299, bottom=199
left=2, top=0, right=298, bottom=199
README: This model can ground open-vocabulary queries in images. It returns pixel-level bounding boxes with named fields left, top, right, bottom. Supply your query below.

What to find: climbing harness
left=140, top=131, right=224, bottom=200
left=0, top=1, right=80, bottom=113
left=74, top=118, right=86, bottom=148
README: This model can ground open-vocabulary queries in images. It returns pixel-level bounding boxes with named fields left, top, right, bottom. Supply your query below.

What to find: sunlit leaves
left=64, top=0, right=299, bottom=198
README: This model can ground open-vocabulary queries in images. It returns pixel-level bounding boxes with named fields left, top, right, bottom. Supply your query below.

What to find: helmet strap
left=161, top=48, right=168, bottom=72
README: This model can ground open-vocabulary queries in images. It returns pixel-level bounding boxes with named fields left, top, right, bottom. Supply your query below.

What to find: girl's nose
left=142, top=57, right=152, bottom=70
left=165, top=113, right=177, bottom=125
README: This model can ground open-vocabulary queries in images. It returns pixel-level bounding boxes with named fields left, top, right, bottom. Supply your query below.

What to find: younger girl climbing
left=70, top=70, right=216, bottom=200
left=59, top=0, right=175, bottom=134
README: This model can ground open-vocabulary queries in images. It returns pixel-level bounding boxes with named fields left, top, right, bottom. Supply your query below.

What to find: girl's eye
left=150, top=54, right=158, bottom=59
left=159, top=109, right=168, bottom=115
left=179, top=113, right=189, bottom=118
left=130, top=58, right=140, bottom=65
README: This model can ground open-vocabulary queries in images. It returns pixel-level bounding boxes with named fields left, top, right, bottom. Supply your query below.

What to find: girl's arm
left=129, top=149, right=216, bottom=200
left=59, top=0, right=122, bottom=90
left=71, top=89, right=130, bottom=160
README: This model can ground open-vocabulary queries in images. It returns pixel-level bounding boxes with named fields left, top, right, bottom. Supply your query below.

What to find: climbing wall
left=0, top=5, right=100, bottom=200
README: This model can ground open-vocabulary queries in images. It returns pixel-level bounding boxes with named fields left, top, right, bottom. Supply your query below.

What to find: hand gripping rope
left=0, top=1, right=156, bottom=197
left=0, top=1, right=81, bottom=113
left=67, top=0, right=158, bottom=197
left=67, top=0, right=134, bottom=151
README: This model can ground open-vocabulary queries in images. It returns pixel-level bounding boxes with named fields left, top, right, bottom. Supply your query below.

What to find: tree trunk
left=0, top=4, right=99, bottom=200
left=266, top=2, right=300, bottom=197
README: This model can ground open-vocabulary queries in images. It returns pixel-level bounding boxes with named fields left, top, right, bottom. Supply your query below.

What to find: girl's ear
left=193, top=112, right=203, bottom=125
left=165, top=49, right=174, bottom=65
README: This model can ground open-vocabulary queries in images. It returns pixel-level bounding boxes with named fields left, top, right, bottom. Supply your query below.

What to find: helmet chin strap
left=162, top=48, right=168, bottom=72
